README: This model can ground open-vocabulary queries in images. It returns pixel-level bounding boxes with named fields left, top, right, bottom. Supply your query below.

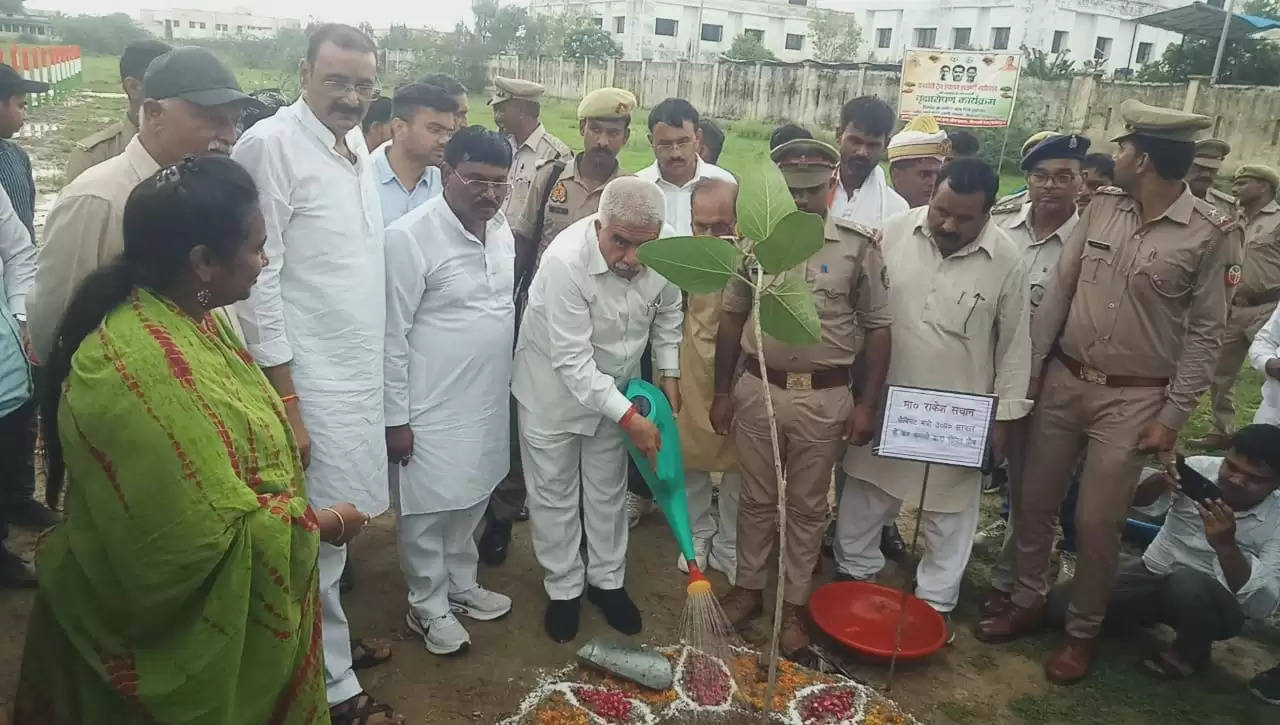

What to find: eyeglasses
left=654, top=139, right=696, bottom=154
left=451, top=168, right=511, bottom=197
left=1028, top=171, right=1079, bottom=188
left=320, top=78, right=381, bottom=100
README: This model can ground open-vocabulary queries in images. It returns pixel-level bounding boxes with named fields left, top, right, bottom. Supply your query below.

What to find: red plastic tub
left=808, top=581, right=947, bottom=661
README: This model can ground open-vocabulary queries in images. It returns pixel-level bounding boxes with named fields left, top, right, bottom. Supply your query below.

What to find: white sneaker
left=707, top=547, right=737, bottom=586
left=626, top=492, right=651, bottom=529
left=406, top=610, right=470, bottom=655
left=1056, top=551, right=1078, bottom=584
left=973, top=518, right=1007, bottom=544
left=449, top=586, right=512, bottom=621
left=677, top=538, right=711, bottom=574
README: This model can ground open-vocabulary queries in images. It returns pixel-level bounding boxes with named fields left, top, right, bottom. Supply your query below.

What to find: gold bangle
left=320, top=507, right=345, bottom=542
left=280, top=394, right=299, bottom=405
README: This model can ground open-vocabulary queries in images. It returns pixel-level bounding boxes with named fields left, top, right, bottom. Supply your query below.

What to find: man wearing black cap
left=983, top=133, right=1088, bottom=603
left=0, top=62, right=49, bottom=245
left=64, top=39, right=172, bottom=184
left=28, top=46, right=255, bottom=363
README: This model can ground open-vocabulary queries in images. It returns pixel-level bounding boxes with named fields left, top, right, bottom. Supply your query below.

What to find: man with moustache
left=1187, top=138, right=1236, bottom=218
left=231, top=25, right=400, bottom=723
left=372, top=82, right=458, bottom=226
left=480, top=88, right=636, bottom=565
left=491, top=77, right=570, bottom=218
left=383, top=127, right=516, bottom=656
left=830, top=96, right=908, bottom=226
left=29, top=46, right=254, bottom=361
left=513, top=177, right=682, bottom=643
left=886, top=114, right=948, bottom=208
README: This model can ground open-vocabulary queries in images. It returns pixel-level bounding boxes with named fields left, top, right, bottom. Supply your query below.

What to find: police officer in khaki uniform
left=64, top=39, right=172, bottom=184
left=1187, top=138, right=1236, bottom=217
left=479, top=87, right=635, bottom=564
left=1201, top=164, right=1280, bottom=448
left=712, top=138, right=892, bottom=655
left=984, top=133, right=1088, bottom=599
left=491, top=76, right=571, bottom=217
left=994, top=130, right=1056, bottom=207
left=978, top=100, right=1241, bottom=685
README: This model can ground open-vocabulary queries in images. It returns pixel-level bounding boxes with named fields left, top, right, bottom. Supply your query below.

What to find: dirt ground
left=3, top=499, right=1277, bottom=724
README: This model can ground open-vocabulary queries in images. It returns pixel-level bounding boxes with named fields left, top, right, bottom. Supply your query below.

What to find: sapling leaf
left=737, top=160, right=796, bottom=244
left=759, top=274, right=821, bottom=345
left=636, top=235, right=745, bottom=293
left=754, top=209, right=825, bottom=274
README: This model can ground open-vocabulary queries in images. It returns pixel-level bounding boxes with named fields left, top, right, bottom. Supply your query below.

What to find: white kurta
left=1248, top=301, right=1280, bottom=425
left=383, top=195, right=515, bottom=514
left=830, top=166, right=909, bottom=227
left=636, top=158, right=737, bottom=235
left=232, top=97, right=389, bottom=516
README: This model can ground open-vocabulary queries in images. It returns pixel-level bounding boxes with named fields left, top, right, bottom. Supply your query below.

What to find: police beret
left=489, top=76, right=545, bottom=106
left=1020, top=133, right=1091, bottom=172
left=771, top=138, right=839, bottom=188
left=1111, top=99, right=1212, bottom=144
left=1236, top=164, right=1280, bottom=190
left=577, top=88, right=637, bottom=120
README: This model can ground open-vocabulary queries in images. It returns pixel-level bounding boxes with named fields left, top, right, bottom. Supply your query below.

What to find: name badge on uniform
left=1086, top=240, right=1112, bottom=251
left=548, top=205, right=569, bottom=215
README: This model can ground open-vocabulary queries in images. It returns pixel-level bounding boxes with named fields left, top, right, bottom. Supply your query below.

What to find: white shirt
left=636, top=158, right=737, bottom=235
left=830, top=166, right=909, bottom=227
left=383, top=195, right=515, bottom=514
left=232, top=98, right=389, bottom=515
left=1249, top=301, right=1280, bottom=426
left=0, top=185, right=33, bottom=418
left=512, top=215, right=683, bottom=436
left=1141, top=456, right=1280, bottom=620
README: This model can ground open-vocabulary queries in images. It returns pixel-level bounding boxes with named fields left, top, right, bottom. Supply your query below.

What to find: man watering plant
left=711, top=138, right=892, bottom=655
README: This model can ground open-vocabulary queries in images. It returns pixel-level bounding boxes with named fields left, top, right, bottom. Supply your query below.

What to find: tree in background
left=1021, top=46, right=1077, bottom=80
left=726, top=33, right=778, bottom=62
left=50, top=13, right=151, bottom=56
left=0, top=0, right=25, bottom=15
left=1137, top=0, right=1280, bottom=85
left=563, top=25, right=621, bottom=60
left=809, top=8, right=861, bottom=62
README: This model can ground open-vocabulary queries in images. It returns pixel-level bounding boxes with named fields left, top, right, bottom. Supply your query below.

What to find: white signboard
left=875, top=385, right=997, bottom=469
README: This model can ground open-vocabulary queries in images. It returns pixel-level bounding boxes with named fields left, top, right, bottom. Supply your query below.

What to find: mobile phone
left=1176, top=454, right=1222, bottom=504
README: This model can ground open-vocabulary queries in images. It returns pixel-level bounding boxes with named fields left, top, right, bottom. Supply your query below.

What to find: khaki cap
left=1236, top=164, right=1280, bottom=190
left=577, top=87, right=637, bottom=120
left=1111, top=99, right=1212, bottom=143
left=489, top=76, right=545, bottom=106
left=771, top=138, right=839, bottom=188
left=1193, top=138, right=1232, bottom=169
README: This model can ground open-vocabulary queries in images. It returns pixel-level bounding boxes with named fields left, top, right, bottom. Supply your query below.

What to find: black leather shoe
left=587, top=585, right=642, bottom=635
left=9, top=499, right=59, bottom=530
left=479, top=517, right=512, bottom=566
left=880, top=523, right=907, bottom=560
left=515, top=505, right=530, bottom=522
left=545, top=597, right=581, bottom=643
left=0, top=546, right=36, bottom=588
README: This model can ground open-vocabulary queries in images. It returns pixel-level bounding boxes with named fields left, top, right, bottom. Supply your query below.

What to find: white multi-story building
left=526, top=0, right=1186, bottom=74
left=138, top=7, right=302, bottom=40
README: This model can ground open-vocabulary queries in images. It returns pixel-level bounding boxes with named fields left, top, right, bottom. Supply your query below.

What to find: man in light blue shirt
left=0, top=184, right=37, bottom=588
left=372, top=83, right=458, bottom=226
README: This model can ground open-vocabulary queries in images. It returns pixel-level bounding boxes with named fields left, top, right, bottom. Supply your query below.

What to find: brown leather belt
left=1055, top=351, right=1168, bottom=388
left=1235, top=288, right=1280, bottom=308
left=742, top=355, right=849, bottom=390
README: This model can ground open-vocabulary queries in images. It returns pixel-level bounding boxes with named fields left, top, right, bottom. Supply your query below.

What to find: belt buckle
left=786, top=372, right=813, bottom=391
left=1080, top=365, right=1108, bottom=385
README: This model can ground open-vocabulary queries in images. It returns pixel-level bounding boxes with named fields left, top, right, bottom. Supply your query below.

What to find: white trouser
left=397, top=499, right=489, bottom=621
left=520, top=409, right=629, bottom=600
left=685, top=469, right=741, bottom=563
left=834, top=476, right=981, bottom=613
left=318, top=542, right=361, bottom=705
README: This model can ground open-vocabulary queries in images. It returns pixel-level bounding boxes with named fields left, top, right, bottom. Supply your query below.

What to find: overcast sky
left=28, top=0, right=476, bottom=32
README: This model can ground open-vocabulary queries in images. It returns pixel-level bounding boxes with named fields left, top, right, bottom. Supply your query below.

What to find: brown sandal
left=350, top=638, right=392, bottom=670
left=329, top=692, right=403, bottom=725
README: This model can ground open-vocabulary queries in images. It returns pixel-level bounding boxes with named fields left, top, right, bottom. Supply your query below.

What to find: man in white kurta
left=513, top=177, right=683, bottom=643
left=231, top=28, right=387, bottom=708
left=836, top=161, right=1032, bottom=620
left=383, top=128, right=516, bottom=655
left=636, top=99, right=740, bottom=576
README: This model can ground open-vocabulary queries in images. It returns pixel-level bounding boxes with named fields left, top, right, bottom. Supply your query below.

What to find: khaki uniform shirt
left=722, top=215, right=892, bottom=372
left=1209, top=187, right=1238, bottom=220
left=503, top=124, right=571, bottom=218
left=1239, top=201, right=1280, bottom=304
left=63, top=116, right=136, bottom=185
left=991, top=200, right=1079, bottom=314
left=1031, top=186, right=1240, bottom=430
left=29, top=136, right=241, bottom=361
left=511, top=156, right=629, bottom=261
left=845, top=207, right=1032, bottom=512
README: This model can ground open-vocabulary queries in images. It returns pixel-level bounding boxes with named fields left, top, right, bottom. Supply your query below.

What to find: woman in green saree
left=14, top=157, right=399, bottom=724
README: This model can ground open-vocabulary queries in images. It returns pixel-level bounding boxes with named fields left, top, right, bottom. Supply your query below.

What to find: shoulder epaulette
left=994, top=190, right=1027, bottom=206
left=833, top=217, right=881, bottom=245
left=1094, top=186, right=1126, bottom=197
left=1208, top=187, right=1235, bottom=202
left=74, top=121, right=124, bottom=151
left=1198, top=202, right=1239, bottom=233
left=990, top=200, right=1023, bottom=215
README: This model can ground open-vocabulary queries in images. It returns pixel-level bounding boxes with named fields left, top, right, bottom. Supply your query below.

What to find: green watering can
left=620, top=379, right=700, bottom=571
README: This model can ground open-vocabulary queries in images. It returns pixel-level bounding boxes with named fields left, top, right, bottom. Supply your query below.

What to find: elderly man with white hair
left=513, top=176, right=684, bottom=643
